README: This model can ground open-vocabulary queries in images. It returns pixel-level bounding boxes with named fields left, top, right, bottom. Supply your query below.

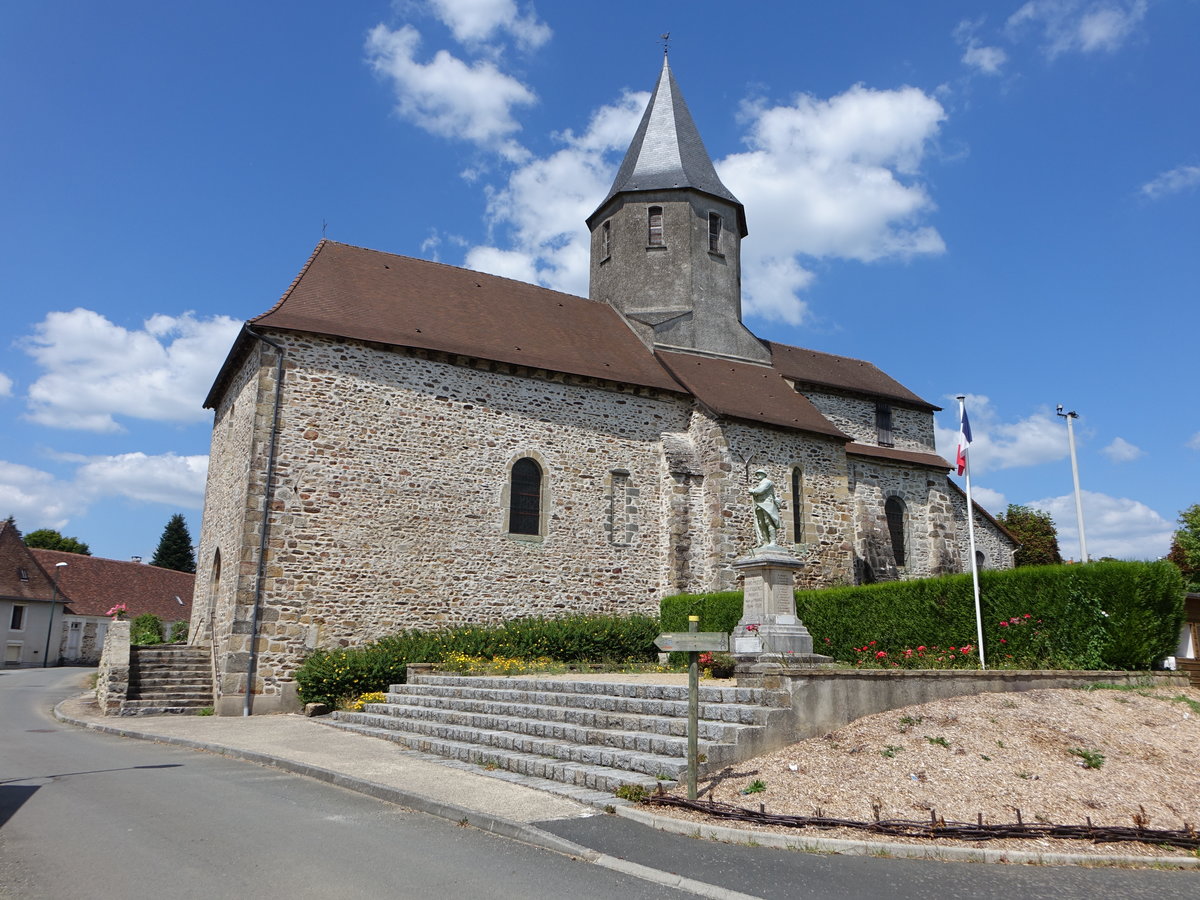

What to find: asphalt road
left=0, top=667, right=690, bottom=900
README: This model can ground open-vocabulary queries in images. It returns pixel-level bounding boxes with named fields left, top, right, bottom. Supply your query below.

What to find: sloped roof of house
left=0, top=520, right=64, bottom=603
left=29, top=549, right=194, bottom=620
left=944, top=480, right=1020, bottom=547
left=206, top=240, right=942, bottom=449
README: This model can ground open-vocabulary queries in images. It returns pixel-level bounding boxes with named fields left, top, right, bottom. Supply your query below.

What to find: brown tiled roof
left=242, top=240, right=682, bottom=394
left=845, top=442, right=952, bottom=470
left=768, top=342, right=939, bottom=410
left=205, top=241, right=939, bottom=440
left=0, top=520, right=63, bottom=603
left=29, top=549, right=194, bottom=620
left=657, top=351, right=849, bottom=438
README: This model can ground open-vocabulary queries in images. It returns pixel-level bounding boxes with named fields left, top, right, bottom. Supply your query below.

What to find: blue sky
left=1, top=1, right=1196, bottom=563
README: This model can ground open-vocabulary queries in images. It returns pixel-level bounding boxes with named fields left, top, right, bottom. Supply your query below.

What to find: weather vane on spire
left=660, top=32, right=670, bottom=57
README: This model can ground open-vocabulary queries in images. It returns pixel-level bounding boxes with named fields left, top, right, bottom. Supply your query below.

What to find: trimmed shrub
left=296, top=614, right=661, bottom=706
left=130, top=613, right=164, bottom=646
left=662, top=561, right=1185, bottom=671
left=170, top=621, right=189, bottom=643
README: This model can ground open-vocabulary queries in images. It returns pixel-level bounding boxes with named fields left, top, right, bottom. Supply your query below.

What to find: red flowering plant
left=851, top=640, right=978, bottom=670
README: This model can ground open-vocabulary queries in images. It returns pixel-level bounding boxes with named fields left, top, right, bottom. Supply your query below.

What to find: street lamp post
left=1056, top=405, right=1088, bottom=563
left=42, top=561, right=68, bottom=668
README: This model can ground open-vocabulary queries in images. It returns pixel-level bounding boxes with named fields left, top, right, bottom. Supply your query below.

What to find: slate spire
left=590, top=55, right=747, bottom=235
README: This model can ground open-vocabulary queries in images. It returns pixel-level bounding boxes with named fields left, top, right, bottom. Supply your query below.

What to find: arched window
left=601, top=220, right=611, bottom=259
left=975, top=550, right=987, bottom=570
left=647, top=206, right=664, bottom=247
left=885, top=496, right=907, bottom=567
left=790, top=467, right=804, bottom=544
left=509, top=458, right=543, bottom=535
left=708, top=212, right=722, bottom=253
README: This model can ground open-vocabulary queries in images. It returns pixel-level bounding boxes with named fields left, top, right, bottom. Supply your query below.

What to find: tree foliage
left=1167, top=503, right=1200, bottom=592
left=23, top=528, right=91, bottom=555
left=997, top=504, right=1062, bottom=567
left=151, top=514, right=196, bottom=573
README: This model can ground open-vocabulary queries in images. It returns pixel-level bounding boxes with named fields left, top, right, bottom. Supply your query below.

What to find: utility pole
left=1056, top=405, right=1088, bottom=563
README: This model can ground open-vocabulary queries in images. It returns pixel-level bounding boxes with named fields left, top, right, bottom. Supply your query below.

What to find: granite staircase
left=121, top=645, right=214, bottom=715
left=326, top=673, right=793, bottom=804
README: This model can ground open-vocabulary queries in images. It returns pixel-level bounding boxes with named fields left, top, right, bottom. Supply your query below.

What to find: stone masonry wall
left=225, top=332, right=706, bottom=699
left=802, top=389, right=936, bottom=453
left=95, top=619, right=130, bottom=715
left=948, top=487, right=1017, bottom=571
left=191, top=341, right=270, bottom=710
left=850, top=458, right=959, bottom=581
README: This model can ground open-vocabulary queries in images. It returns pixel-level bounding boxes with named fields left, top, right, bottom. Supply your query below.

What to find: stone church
left=191, top=59, right=1016, bottom=713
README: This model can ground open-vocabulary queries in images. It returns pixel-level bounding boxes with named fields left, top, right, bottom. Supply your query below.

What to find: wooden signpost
left=655, top=617, right=728, bottom=800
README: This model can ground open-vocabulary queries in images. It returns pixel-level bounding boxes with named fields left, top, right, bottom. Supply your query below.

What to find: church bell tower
left=587, top=55, right=769, bottom=364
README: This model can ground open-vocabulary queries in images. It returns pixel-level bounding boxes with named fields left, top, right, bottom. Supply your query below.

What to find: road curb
left=615, top=805, right=1200, bottom=870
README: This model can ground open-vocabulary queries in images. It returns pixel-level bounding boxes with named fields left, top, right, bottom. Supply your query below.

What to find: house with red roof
left=29, top=549, right=194, bottom=664
left=1, top=520, right=69, bottom=667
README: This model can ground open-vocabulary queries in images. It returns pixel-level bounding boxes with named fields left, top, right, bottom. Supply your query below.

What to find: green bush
left=296, top=613, right=661, bottom=706
left=170, top=621, right=189, bottom=643
left=129, top=613, right=164, bottom=646
left=661, top=561, right=1185, bottom=671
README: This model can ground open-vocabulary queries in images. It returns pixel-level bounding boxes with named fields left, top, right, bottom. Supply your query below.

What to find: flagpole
left=957, top=395, right=987, bottom=670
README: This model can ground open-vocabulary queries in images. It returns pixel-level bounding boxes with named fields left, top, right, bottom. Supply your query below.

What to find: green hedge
left=130, top=613, right=164, bottom=646
left=661, top=561, right=1184, bottom=670
left=296, top=613, right=661, bottom=706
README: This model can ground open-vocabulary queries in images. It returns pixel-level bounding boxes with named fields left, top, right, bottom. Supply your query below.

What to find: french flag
left=956, top=405, right=973, bottom=476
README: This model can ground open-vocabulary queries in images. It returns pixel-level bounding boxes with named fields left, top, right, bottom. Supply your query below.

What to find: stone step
left=373, top=692, right=754, bottom=742
left=324, top=720, right=676, bottom=795
left=130, top=675, right=212, bottom=688
left=349, top=703, right=741, bottom=768
left=336, top=708, right=703, bottom=780
left=129, top=690, right=212, bottom=703
left=409, top=674, right=780, bottom=706
left=386, top=681, right=776, bottom=726
left=121, top=697, right=211, bottom=710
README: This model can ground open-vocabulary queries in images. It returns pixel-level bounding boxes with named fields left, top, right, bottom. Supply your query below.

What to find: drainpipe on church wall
left=243, top=327, right=285, bottom=716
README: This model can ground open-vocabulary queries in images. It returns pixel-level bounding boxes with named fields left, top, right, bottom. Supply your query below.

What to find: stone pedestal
left=731, top=545, right=829, bottom=665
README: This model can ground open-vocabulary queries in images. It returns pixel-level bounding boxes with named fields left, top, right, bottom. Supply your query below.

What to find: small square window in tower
left=708, top=213, right=722, bottom=254
left=875, top=403, right=894, bottom=448
left=647, top=206, right=664, bottom=247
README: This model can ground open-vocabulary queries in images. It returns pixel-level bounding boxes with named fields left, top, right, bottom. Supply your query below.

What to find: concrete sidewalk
left=54, top=693, right=1200, bottom=877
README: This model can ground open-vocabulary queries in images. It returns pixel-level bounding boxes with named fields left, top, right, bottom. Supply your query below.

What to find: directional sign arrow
left=654, top=632, right=729, bottom=653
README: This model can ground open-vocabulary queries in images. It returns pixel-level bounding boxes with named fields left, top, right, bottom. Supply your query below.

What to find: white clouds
left=954, top=19, right=1008, bottom=75
left=0, top=451, right=206, bottom=534
left=717, top=85, right=948, bottom=323
left=1026, top=490, right=1173, bottom=559
left=427, top=0, right=550, bottom=52
left=1101, top=436, right=1143, bottom=462
left=75, top=452, right=208, bottom=507
left=970, top=485, right=1008, bottom=514
left=1140, top=164, right=1200, bottom=200
left=1007, top=0, right=1147, bottom=58
left=1188, top=432, right=1200, bottom=451
left=935, top=395, right=1066, bottom=475
left=365, top=23, right=537, bottom=161
left=464, top=90, right=649, bottom=295
left=0, top=461, right=79, bottom=530
left=21, top=309, right=241, bottom=433
left=0, top=372, right=12, bottom=398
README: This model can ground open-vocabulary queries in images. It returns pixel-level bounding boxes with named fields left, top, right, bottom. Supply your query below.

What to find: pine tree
left=151, top=514, right=196, bottom=573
